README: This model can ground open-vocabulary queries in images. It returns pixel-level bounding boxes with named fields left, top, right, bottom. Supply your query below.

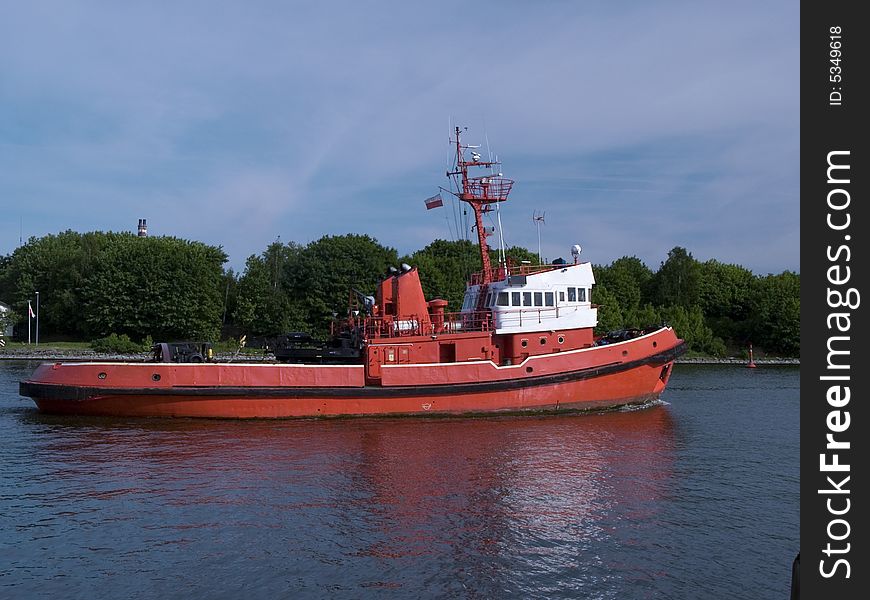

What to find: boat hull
left=20, top=330, right=684, bottom=419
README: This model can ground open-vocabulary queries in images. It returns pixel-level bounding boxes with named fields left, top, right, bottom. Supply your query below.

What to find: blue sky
left=1, top=1, right=798, bottom=275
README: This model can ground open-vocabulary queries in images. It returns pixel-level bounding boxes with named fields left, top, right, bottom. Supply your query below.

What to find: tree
left=0, top=230, right=109, bottom=337
left=1, top=231, right=227, bottom=342
left=592, top=284, right=624, bottom=334
left=290, top=235, right=399, bottom=336
left=659, top=305, right=726, bottom=356
left=698, top=259, right=755, bottom=345
left=632, top=303, right=662, bottom=330
left=78, top=235, right=227, bottom=340
left=233, top=246, right=305, bottom=336
left=595, top=256, right=655, bottom=327
left=747, top=271, right=800, bottom=356
left=651, top=247, right=702, bottom=309
left=219, top=268, right=239, bottom=333
left=502, top=245, right=539, bottom=267
left=403, top=239, right=480, bottom=311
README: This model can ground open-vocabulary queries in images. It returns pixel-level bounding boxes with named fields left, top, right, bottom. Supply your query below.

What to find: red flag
left=28, top=302, right=35, bottom=318
left=424, top=193, right=443, bottom=210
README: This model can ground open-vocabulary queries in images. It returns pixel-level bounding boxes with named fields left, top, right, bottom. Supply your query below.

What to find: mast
left=446, top=127, right=514, bottom=286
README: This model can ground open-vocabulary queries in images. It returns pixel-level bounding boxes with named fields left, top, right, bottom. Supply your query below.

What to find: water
left=1, top=361, right=798, bottom=599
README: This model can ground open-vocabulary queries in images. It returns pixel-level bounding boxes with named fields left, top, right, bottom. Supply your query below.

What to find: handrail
left=359, top=310, right=493, bottom=340
left=492, top=307, right=561, bottom=327
left=468, top=263, right=569, bottom=286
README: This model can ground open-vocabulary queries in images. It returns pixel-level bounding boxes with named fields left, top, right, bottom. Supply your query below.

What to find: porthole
left=521, top=339, right=528, bottom=348
left=526, top=366, right=534, bottom=373
left=653, top=341, right=658, bottom=348
left=539, top=337, right=547, bottom=345
left=152, top=373, right=161, bottom=382
left=557, top=335, right=565, bottom=344
left=97, top=372, right=107, bottom=380
left=622, top=350, right=628, bottom=356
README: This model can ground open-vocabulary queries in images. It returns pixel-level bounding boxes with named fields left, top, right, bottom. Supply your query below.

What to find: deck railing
left=468, top=263, right=565, bottom=286
left=356, top=310, right=493, bottom=340
left=492, top=307, right=562, bottom=328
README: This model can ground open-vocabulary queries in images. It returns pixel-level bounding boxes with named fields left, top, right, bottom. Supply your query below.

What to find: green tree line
left=0, top=233, right=800, bottom=356
left=0, top=231, right=226, bottom=341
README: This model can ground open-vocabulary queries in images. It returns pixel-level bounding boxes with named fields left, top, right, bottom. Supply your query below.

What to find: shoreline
left=0, top=349, right=800, bottom=365
left=676, top=357, right=799, bottom=365
left=0, top=349, right=267, bottom=362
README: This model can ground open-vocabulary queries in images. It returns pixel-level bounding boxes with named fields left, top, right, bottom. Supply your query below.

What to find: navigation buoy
left=747, top=343, right=757, bottom=368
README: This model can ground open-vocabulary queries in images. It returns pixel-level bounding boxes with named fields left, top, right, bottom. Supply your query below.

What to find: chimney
left=137, top=219, right=148, bottom=237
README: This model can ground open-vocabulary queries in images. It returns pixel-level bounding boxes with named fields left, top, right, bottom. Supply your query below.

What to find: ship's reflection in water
left=348, top=406, right=676, bottom=596
left=16, top=405, right=675, bottom=597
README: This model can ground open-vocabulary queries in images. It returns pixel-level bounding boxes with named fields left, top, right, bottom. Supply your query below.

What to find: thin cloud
left=0, top=1, right=798, bottom=275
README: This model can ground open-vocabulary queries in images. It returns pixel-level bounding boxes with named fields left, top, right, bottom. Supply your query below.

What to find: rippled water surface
left=1, top=361, right=798, bottom=599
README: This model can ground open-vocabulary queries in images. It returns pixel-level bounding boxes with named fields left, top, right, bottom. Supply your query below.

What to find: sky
left=0, top=1, right=799, bottom=275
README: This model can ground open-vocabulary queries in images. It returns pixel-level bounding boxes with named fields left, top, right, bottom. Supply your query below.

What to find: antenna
left=533, top=211, right=546, bottom=264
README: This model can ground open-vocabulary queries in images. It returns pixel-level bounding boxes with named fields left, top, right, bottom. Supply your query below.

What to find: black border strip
left=21, top=342, right=685, bottom=401
left=802, top=2, right=868, bottom=596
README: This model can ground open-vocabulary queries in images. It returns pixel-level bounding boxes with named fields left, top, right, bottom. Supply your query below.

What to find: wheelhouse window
left=544, top=292, right=554, bottom=306
left=567, top=287, right=576, bottom=302
left=512, top=291, right=521, bottom=306
left=496, top=292, right=509, bottom=307
left=578, top=288, right=587, bottom=302
left=485, top=292, right=493, bottom=307
left=523, top=292, right=532, bottom=306
left=533, top=292, right=543, bottom=306
left=559, top=291, right=565, bottom=302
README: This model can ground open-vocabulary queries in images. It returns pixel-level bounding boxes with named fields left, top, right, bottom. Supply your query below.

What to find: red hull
left=21, top=328, right=684, bottom=419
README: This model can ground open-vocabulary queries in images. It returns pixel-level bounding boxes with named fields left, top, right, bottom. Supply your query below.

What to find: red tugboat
left=20, top=128, right=685, bottom=418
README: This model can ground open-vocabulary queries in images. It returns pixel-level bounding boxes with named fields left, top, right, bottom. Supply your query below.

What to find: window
left=534, top=292, right=543, bottom=306
left=544, top=292, right=554, bottom=306
left=523, top=292, right=532, bottom=306
left=496, top=292, right=509, bottom=306
left=567, top=287, right=576, bottom=302
left=559, top=291, right=565, bottom=302
left=485, top=292, right=492, bottom=307
left=512, top=291, right=521, bottom=306
left=578, top=288, right=586, bottom=302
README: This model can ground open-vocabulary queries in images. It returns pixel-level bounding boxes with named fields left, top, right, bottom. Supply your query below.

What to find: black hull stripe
left=21, top=342, right=686, bottom=401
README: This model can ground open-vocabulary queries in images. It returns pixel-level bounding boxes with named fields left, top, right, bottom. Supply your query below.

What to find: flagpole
left=35, top=291, right=39, bottom=346
left=27, top=301, right=32, bottom=344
